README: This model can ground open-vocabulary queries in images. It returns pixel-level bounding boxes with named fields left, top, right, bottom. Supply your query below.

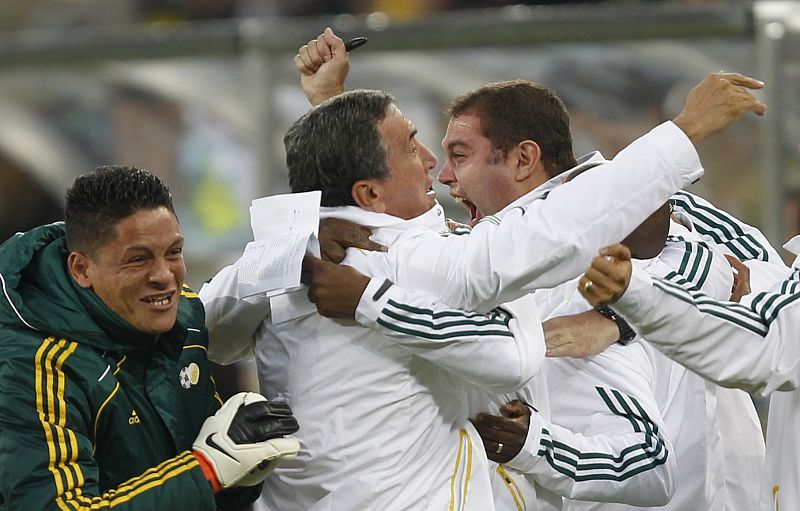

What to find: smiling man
left=0, top=165, right=300, bottom=511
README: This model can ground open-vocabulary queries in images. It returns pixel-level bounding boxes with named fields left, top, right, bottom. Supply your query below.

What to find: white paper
left=250, top=191, right=321, bottom=242
left=236, top=191, right=321, bottom=297
left=237, top=235, right=307, bottom=297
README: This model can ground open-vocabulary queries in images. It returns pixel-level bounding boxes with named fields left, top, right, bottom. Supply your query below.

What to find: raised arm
left=394, top=118, right=702, bottom=312
left=399, top=70, right=765, bottom=312
left=294, top=27, right=350, bottom=106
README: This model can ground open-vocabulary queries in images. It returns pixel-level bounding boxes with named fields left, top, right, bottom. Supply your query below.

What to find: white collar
left=494, top=151, right=608, bottom=217
left=783, top=235, right=800, bottom=269
left=320, top=202, right=448, bottom=246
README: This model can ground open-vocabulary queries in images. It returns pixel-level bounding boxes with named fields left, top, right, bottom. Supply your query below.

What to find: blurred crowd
left=0, top=0, right=729, bottom=31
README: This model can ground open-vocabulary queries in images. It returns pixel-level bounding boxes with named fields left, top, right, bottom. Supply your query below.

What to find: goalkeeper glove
left=193, top=392, right=300, bottom=492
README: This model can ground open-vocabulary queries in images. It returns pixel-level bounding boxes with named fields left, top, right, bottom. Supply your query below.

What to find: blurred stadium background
left=2, top=0, right=798, bottom=420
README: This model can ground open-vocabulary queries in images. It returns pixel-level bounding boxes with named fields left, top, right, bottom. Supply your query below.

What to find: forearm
left=615, top=268, right=800, bottom=395
left=507, top=390, right=675, bottom=506
left=355, top=278, right=544, bottom=392
left=400, top=122, right=703, bottom=312
left=199, top=262, right=267, bottom=364
left=2, top=447, right=217, bottom=511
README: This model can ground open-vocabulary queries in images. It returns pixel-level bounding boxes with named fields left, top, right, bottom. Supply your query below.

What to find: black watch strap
left=596, top=306, right=637, bottom=346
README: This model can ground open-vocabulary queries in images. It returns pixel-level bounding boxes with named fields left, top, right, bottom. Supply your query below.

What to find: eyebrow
left=122, top=237, right=185, bottom=254
left=445, top=140, right=467, bottom=152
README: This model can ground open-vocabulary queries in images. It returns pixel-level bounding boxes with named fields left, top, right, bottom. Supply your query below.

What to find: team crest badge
left=179, top=362, right=200, bottom=389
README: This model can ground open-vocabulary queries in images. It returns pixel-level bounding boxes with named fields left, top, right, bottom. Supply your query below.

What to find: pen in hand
left=344, top=37, right=368, bottom=52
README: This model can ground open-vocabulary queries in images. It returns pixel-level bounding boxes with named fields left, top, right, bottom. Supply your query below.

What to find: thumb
left=301, top=255, right=322, bottom=285
left=302, top=254, right=323, bottom=271
left=324, top=27, right=346, bottom=55
left=500, top=400, right=527, bottom=418
left=599, top=243, right=631, bottom=262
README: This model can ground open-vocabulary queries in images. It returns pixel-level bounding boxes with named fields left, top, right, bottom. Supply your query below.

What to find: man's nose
left=437, top=161, right=454, bottom=185
left=419, top=142, right=438, bottom=172
left=149, top=258, right=173, bottom=286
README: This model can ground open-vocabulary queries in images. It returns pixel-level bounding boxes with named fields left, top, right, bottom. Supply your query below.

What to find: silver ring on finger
left=583, top=280, right=593, bottom=292
left=495, top=442, right=504, bottom=454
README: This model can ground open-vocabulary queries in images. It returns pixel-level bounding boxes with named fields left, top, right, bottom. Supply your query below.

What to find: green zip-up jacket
left=0, top=223, right=259, bottom=510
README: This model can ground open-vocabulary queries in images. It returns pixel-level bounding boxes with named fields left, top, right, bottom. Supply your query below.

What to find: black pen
left=344, top=37, right=368, bottom=52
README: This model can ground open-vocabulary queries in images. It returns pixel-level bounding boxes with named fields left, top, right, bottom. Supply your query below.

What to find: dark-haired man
left=0, top=165, right=299, bottom=511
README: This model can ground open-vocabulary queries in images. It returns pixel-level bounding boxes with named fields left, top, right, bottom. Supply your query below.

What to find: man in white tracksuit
left=292, top=155, right=680, bottom=511
left=428, top=144, right=763, bottom=510
left=579, top=231, right=800, bottom=511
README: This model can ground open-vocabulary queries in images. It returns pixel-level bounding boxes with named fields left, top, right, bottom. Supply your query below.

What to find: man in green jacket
left=0, top=165, right=299, bottom=511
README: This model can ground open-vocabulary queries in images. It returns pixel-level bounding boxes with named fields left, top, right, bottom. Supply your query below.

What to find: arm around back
left=200, top=261, right=270, bottom=365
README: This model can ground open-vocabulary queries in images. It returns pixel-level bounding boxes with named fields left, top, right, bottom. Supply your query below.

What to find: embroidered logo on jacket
left=129, top=409, right=141, bottom=425
left=179, top=362, right=200, bottom=389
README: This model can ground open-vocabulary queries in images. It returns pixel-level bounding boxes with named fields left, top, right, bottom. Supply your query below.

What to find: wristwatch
left=596, top=306, right=637, bottom=346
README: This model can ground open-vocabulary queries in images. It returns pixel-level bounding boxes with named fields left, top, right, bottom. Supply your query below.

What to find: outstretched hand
left=673, top=72, right=766, bottom=143
left=578, top=244, right=633, bottom=308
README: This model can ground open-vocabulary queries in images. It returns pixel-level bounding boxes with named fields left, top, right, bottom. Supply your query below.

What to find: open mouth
left=453, top=196, right=483, bottom=226
left=426, top=183, right=436, bottom=198
left=142, top=291, right=175, bottom=309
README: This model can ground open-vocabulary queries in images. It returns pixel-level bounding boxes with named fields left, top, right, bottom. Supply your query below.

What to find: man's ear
left=351, top=179, right=387, bottom=213
left=513, top=140, right=543, bottom=182
left=67, top=252, right=93, bottom=289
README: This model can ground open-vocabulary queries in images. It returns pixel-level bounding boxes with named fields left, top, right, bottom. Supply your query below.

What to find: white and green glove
left=193, top=392, right=300, bottom=492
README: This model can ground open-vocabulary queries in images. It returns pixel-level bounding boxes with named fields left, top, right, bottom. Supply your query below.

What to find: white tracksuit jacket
left=611, top=235, right=800, bottom=511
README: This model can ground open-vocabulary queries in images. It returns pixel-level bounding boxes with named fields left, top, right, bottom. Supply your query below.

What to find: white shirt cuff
left=354, top=277, right=395, bottom=327
left=505, top=408, right=544, bottom=473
